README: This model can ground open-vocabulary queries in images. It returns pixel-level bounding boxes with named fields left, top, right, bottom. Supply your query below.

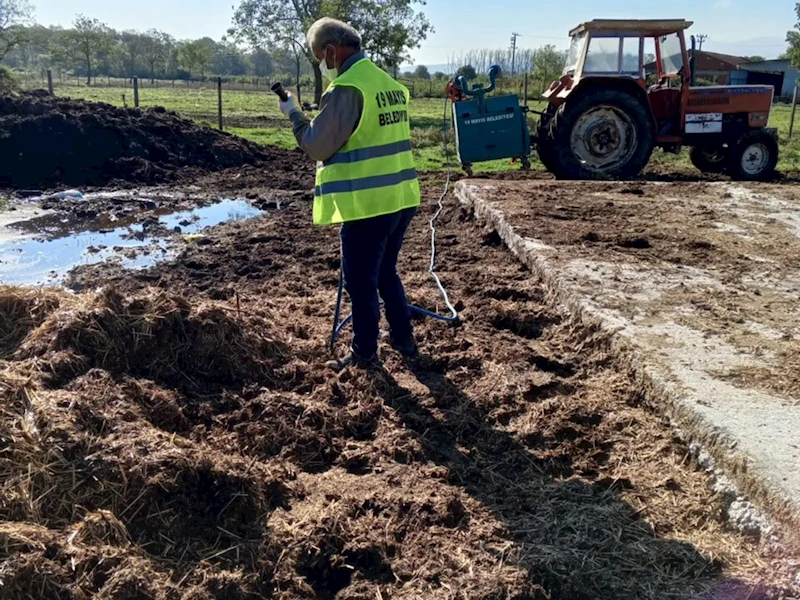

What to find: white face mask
left=320, top=61, right=338, bottom=81
left=320, top=47, right=338, bottom=81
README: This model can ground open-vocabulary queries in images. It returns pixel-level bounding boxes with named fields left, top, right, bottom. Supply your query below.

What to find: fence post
left=218, top=77, right=224, bottom=131
left=46, top=70, right=53, bottom=95
left=133, top=77, right=140, bottom=107
left=523, top=73, right=528, bottom=107
left=790, top=83, right=799, bottom=140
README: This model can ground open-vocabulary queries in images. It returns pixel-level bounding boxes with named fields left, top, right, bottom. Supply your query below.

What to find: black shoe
left=390, top=336, right=419, bottom=358
left=325, top=350, right=378, bottom=372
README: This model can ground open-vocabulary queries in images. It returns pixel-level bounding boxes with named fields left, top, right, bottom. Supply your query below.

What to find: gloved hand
left=279, top=91, right=301, bottom=118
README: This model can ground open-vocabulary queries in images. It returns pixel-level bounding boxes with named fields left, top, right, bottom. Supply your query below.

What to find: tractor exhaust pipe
left=689, top=36, right=697, bottom=87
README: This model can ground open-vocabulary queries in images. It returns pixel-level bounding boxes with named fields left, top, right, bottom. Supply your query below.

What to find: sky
left=31, top=0, right=793, bottom=66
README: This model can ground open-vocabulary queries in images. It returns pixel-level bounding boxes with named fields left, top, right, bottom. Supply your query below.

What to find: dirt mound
left=9, top=287, right=285, bottom=389
left=0, top=285, right=68, bottom=359
left=0, top=92, right=298, bottom=189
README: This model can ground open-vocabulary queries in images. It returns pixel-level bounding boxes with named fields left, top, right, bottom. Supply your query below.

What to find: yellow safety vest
left=313, top=58, right=421, bottom=225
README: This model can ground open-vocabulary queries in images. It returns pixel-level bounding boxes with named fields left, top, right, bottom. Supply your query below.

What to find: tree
left=531, top=44, right=566, bottom=88
left=0, top=0, right=33, bottom=60
left=432, top=71, right=446, bottom=80
left=742, top=55, right=765, bottom=63
left=250, top=47, right=273, bottom=77
left=413, top=64, right=430, bottom=79
left=1, top=23, right=50, bottom=70
left=350, top=1, right=432, bottom=76
left=141, top=29, right=171, bottom=82
left=58, top=15, right=113, bottom=85
left=119, top=30, right=147, bottom=77
left=274, top=37, right=306, bottom=103
left=179, top=37, right=215, bottom=78
left=456, top=64, right=477, bottom=80
left=213, top=40, right=248, bottom=76
left=231, top=0, right=432, bottom=104
left=787, top=3, right=800, bottom=68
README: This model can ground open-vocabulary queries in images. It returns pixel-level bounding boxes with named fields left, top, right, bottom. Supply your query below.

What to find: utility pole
left=510, top=32, right=519, bottom=77
left=695, top=34, right=708, bottom=51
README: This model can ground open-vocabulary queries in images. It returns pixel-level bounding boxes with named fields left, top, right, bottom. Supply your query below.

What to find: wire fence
left=18, top=70, right=556, bottom=102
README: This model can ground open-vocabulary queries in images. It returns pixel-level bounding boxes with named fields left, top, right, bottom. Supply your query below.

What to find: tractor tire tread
left=726, top=130, right=778, bottom=182
left=547, top=89, right=655, bottom=180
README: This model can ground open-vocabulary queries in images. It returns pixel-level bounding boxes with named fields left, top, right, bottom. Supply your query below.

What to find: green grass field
left=54, top=84, right=800, bottom=174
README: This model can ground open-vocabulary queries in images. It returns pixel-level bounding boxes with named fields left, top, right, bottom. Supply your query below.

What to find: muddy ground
left=456, top=179, right=800, bottom=402
left=2, top=167, right=799, bottom=600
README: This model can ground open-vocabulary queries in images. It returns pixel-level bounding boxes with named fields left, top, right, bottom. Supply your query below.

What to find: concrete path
left=456, top=179, right=800, bottom=543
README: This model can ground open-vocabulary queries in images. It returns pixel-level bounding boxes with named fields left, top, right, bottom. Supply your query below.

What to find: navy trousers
left=339, top=207, right=417, bottom=359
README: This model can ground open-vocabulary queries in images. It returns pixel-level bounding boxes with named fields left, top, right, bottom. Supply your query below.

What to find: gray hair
left=306, top=18, right=362, bottom=54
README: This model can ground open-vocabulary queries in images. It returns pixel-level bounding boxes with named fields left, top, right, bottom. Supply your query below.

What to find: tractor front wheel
left=547, top=89, right=654, bottom=179
left=689, top=146, right=727, bottom=174
left=726, top=131, right=778, bottom=181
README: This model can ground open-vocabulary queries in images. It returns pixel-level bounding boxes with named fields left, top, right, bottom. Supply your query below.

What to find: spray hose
left=329, top=96, right=459, bottom=349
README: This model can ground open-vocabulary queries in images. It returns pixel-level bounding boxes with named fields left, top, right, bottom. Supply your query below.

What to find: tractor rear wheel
left=547, top=89, right=655, bottom=179
left=726, top=131, right=778, bottom=181
left=536, top=105, right=559, bottom=174
left=689, top=146, right=727, bottom=173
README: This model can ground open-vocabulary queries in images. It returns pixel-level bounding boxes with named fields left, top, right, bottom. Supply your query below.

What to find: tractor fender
left=557, top=78, right=657, bottom=134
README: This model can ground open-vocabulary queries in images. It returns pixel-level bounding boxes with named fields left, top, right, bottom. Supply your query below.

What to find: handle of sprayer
left=455, top=65, right=502, bottom=98
left=271, top=82, right=289, bottom=102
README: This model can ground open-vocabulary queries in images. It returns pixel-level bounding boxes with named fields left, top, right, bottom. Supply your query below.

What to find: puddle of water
left=0, top=199, right=263, bottom=286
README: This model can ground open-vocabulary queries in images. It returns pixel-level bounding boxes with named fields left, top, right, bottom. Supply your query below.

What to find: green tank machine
left=449, top=65, right=532, bottom=175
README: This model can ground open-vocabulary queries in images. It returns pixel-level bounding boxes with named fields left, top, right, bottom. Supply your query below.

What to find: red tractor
left=535, top=19, right=778, bottom=180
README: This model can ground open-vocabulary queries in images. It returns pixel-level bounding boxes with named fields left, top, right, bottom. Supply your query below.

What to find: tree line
left=1, top=0, right=436, bottom=102
left=400, top=44, right=568, bottom=85
left=1, top=0, right=574, bottom=102
left=1, top=16, right=316, bottom=85
left=444, top=46, right=567, bottom=83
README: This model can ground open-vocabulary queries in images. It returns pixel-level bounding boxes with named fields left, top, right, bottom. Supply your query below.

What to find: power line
left=695, top=34, right=708, bottom=51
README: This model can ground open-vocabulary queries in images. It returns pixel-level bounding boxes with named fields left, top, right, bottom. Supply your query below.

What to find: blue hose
left=329, top=96, right=459, bottom=350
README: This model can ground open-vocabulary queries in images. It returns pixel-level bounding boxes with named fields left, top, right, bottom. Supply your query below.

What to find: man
left=277, top=17, right=421, bottom=370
